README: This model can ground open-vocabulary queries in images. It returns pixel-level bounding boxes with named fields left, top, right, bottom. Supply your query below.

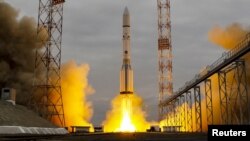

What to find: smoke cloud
left=208, top=23, right=249, bottom=49
left=0, top=2, right=95, bottom=130
left=58, top=61, right=94, bottom=131
left=0, top=1, right=42, bottom=104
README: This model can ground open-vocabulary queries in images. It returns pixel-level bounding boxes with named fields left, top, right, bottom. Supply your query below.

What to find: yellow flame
left=116, top=97, right=135, bottom=132
left=119, top=111, right=136, bottom=132
left=102, top=94, right=150, bottom=132
left=51, top=61, right=95, bottom=132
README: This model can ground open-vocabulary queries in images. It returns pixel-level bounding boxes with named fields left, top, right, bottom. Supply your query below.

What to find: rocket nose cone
left=123, top=7, right=130, bottom=26
left=123, top=7, right=129, bottom=16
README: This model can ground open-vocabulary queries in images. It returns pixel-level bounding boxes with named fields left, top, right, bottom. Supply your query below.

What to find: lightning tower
left=32, top=0, right=65, bottom=127
left=157, top=0, right=173, bottom=120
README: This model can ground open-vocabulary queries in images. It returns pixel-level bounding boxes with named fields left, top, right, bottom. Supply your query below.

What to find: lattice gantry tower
left=157, top=0, right=173, bottom=120
left=32, top=0, right=65, bottom=127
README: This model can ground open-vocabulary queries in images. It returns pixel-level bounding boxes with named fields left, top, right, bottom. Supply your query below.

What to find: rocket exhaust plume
left=102, top=7, right=150, bottom=132
left=103, top=94, right=150, bottom=132
left=53, top=61, right=95, bottom=131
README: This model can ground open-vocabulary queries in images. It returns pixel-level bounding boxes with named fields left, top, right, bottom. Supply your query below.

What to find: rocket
left=120, top=7, right=133, bottom=95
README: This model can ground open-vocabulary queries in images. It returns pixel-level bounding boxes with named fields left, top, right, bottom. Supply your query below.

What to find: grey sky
left=5, top=0, right=250, bottom=125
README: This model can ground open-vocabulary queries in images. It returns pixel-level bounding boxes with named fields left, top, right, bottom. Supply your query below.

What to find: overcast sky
left=5, top=0, right=250, bottom=125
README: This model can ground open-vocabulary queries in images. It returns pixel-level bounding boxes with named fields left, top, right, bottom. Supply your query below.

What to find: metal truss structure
left=157, top=0, right=173, bottom=120
left=204, top=79, right=213, bottom=125
left=161, top=33, right=250, bottom=132
left=218, top=60, right=249, bottom=124
left=31, top=0, right=66, bottom=127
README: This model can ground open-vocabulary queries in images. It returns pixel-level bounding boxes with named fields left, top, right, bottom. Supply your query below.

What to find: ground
left=38, top=133, right=207, bottom=141
left=0, top=100, right=207, bottom=141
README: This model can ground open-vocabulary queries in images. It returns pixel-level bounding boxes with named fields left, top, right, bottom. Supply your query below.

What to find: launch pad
left=55, top=132, right=207, bottom=141
left=1, top=132, right=207, bottom=141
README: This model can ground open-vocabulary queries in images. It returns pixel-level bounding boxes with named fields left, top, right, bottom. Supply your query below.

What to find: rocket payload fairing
left=120, top=7, right=134, bottom=95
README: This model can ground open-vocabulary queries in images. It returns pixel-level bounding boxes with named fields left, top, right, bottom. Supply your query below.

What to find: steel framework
left=204, top=79, right=213, bottom=125
left=160, top=32, right=250, bottom=132
left=194, top=86, right=202, bottom=132
left=169, top=100, right=176, bottom=126
left=175, top=98, right=180, bottom=127
left=218, top=60, right=249, bottom=124
left=186, top=91, right=193, bottom=132
left=180, top=95, right=186, bottom=131
left=165, top=104, right=171, bottom=126
left=157, top=0, right=173, bottom=120
left=170, top=101, right=176, bottom=126
left=234, top=61, right=249, bottom=124
left=218, top=70, right=229, bottom=124
left=32, top=0, right=65, bottom=127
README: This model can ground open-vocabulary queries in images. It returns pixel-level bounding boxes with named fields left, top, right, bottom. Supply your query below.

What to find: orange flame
left=102, top=94, right=150, bottom=132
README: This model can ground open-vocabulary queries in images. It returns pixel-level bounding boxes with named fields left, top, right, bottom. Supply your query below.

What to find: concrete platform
left=0, top=100, right=55, bottom=128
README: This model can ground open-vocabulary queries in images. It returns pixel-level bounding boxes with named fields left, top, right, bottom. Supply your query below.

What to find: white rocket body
left=120, top=7, right=133, bottom=94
